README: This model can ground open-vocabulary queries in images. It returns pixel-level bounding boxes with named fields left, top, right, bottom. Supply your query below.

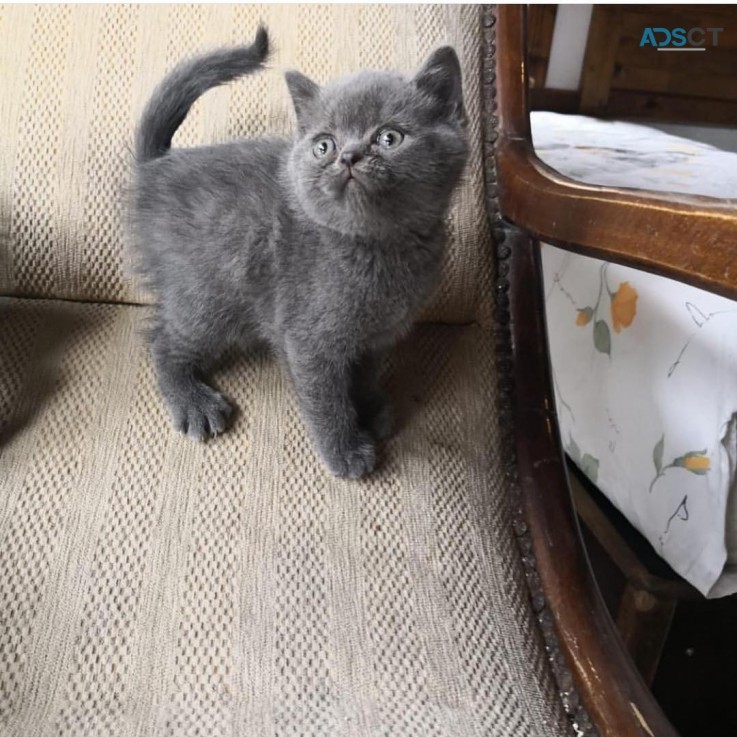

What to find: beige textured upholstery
left=0, top=299, right=570, bottom=736
left=0, top=5, right=572, bottom=735
left=0, top=3, right=492, bottom=323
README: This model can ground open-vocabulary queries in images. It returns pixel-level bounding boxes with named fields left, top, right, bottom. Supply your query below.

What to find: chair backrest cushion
left=0, top=4, right=492, bottom=322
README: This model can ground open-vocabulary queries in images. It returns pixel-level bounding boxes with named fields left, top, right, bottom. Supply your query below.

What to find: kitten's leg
left=285, top=340, right=376, bottom=478
left=150, top=322, right=232, bottom=441
left=352, top=352, right=394, bottom=440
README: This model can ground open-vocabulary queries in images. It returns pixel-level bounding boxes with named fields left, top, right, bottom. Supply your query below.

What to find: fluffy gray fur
left=130, top=26, right=468, bottom=478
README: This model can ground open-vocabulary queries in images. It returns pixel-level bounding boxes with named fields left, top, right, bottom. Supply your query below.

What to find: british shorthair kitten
left=131, top=27, right=468, bottom=477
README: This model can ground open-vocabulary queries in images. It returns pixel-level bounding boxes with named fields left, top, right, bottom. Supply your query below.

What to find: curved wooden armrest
left=499, top=141, right=737, bottom=299
left=496, top=6, right=737, bottom=301
left=492, top=6, right=685, bottom=736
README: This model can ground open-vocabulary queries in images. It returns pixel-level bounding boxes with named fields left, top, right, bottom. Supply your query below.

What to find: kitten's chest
left=282, top=229, right=443, bottom=344
left=336, top=238, right=441, bottom=331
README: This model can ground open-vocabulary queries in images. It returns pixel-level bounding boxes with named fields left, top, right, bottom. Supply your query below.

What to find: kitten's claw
left=323, top=432, right=376, bottom=479
left=170, top=384, right=232, bottom=441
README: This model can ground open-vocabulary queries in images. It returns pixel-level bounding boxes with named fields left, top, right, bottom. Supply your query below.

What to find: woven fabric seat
left=0, top=4, right=578, bottom=736
left=0, top=298, right=570, bottom=735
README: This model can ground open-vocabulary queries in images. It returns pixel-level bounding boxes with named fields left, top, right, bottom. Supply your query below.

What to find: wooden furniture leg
left=567, top=462, right=700, bottom=687
left=617, top=586, right=677, bottom=687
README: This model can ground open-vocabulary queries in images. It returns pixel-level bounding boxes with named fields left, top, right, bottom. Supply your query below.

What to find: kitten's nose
left=339, top=149, right=363, bottom=166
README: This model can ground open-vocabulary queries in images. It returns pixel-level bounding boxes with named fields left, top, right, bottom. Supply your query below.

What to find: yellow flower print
left=684, top=454, right=710, bottom=471
left=675, top=451, right=711, bottom=475
left=611, top=282, right=638, bottom=333
left=650, top=435, right=711, bottom=492
left=570, top=265, right=638, bottom=356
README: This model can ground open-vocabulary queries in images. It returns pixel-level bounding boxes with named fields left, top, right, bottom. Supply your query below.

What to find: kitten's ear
left=413, top=46, right=464, bottom=121
left=285, top=70, right=320, bottom=131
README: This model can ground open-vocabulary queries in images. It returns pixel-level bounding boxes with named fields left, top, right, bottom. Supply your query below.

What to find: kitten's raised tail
left=135, top=26, right=270, bottom=162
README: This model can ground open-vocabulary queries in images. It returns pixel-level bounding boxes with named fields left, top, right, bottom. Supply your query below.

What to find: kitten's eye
left=312, top=136, right=336, bottom=158
left=376, top=128, right=404, bottom=149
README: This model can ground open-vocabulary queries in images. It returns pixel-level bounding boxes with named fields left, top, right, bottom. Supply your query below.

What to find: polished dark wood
left=495, top=6, right=686, bottom=733
left=580, top=6, right=622, bottom=112
left=528, top=5, right=737, bottom=126
left=507, top=227, right=679, bottom=737
left=496, top=5, right=737, bottom=301
left=605, top=89, right=737, bottom=127
left=526, top=4, right=557, bottom=92
left=529, top=87, right=580, bottom=113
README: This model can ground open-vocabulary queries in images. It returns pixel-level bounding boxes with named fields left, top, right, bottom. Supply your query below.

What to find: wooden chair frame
left=496, top=7, right=737, bottom=299
left=489, top=6, right=737, bottom=736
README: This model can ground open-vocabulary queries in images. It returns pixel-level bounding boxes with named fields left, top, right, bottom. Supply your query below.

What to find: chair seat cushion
left=0, top=297, right=570, bottom=736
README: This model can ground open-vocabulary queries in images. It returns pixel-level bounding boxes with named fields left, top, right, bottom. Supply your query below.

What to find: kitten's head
left=285, top=46, right=468, bottom=237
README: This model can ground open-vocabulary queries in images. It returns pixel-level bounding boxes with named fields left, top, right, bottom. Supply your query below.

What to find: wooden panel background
left=529, top=4, right=737, bottom=125
left=526, top=4, right=557, bottom=93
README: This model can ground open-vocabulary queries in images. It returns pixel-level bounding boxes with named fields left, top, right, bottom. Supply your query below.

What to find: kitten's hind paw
left=169, top=383, right=232, bottom=441
left=322, top=431, right=377, bottom=479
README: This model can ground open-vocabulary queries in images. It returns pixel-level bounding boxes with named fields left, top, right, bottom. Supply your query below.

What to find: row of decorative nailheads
left=481, top=7, right=598, bottom=736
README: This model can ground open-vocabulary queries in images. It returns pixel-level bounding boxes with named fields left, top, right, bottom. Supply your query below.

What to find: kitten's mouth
left=338, top=168, right=363, bottom=192
left=342, top=169, right=357, bottom=183
left=325, top=167, right=369, bottom=200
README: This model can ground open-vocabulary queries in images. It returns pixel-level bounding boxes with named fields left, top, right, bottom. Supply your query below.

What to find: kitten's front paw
left=322, top=431, right=376, bottom=479
left=168, top=383, right=232, bottom=441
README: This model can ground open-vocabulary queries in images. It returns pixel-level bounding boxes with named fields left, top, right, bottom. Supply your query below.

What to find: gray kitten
left=131, top=27, right=468, bottom=478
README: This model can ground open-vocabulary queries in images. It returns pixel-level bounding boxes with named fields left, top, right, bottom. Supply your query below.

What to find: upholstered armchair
left=1, top=5, right=707, bottom=735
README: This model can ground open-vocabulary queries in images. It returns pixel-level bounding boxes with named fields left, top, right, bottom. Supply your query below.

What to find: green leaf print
left=649, top=439, right=711, bottom=492
left=593, top=320, right=611, bottom=356
left=653, top=434, right=664, bottom=475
